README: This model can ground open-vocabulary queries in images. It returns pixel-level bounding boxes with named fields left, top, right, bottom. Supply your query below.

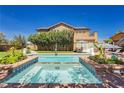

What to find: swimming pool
left=38, top=54, right=80, bottom=62
left=2, top=54, right=102, bottom=84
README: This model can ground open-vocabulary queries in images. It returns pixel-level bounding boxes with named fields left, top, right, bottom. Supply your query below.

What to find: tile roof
left=37, top=22, right=90, bottom=32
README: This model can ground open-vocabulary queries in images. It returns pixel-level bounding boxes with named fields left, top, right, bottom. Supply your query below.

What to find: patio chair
left=111, top=49, right=124, bottom=57
left=112, top=49, right=121, bottom=54
left=113, top=69, right=124, bottom=76
left=120, top=70, right=124, bottom=75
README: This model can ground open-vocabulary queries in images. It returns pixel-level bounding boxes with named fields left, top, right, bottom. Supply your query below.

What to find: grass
left=0, top=50, right=22, bottom=58
left=0, top=50, right=75, bottom=58
left=36, top=51, right=74, bottom=53
left=0, top=51, right=7, bottom=58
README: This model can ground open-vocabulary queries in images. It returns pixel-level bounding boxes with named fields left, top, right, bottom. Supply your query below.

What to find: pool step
left=35, top=62, right=79, bottom=64
left=18, top=66, right=42, bottom=83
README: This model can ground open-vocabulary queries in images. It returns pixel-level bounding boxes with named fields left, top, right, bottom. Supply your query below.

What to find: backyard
left=0, top=42, right=124, bottom=88
left=0, top=22, right=124, bottom=88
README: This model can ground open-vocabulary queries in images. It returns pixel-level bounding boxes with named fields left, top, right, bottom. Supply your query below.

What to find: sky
left=0, top=5, right=124, bottom=41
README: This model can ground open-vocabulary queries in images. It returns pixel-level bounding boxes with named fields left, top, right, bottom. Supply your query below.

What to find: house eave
left=36, top=22, right=90, bottom=32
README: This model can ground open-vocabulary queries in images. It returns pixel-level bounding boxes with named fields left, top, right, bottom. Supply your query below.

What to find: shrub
left=0, top=56, right=8, bottom=64
left=89, top=55, right=106, bottom=64
left=89, top=56, right=96, bottom=61
left=0, top=47, right=26, bottom=64
left=97, top=58, right=106, bottom=64
left=28, top=30, right=74, bottom=51
left=107, top=59, right=116, bottom=64
left=6, top=56, right=19, bottom=64
left=89, top=55, right=123, bottom=64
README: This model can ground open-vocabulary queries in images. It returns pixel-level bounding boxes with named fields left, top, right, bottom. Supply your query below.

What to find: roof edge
left=36, top=22, right=90, bottom=31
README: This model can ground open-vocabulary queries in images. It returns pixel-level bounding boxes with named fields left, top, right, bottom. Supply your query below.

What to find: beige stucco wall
left=73, top=30, right=97, bottom=50
left=74, top=30, right=97, bottom=41
left=50, top=25, right=73, bottom=31
left=93, top=32, right=98, bottom=42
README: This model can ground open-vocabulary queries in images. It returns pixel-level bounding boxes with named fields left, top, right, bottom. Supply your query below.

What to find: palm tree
left=94, top=43, right=106, bottom=59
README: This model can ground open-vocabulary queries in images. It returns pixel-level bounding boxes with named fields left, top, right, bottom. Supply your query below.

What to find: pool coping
left=36, top=62, right=80, bottom=64
left=37, top=53, right=90, bottom=55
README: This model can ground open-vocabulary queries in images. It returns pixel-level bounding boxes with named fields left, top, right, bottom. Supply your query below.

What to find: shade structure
left=117, top=38, right=124, bottom=46
left=101, top=43, right=122, bottom=49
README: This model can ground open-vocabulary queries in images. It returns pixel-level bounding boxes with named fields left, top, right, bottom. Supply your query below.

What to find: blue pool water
left=38, top=55, right=80, bottom=62
left=3, top=54, right=102, bottom=84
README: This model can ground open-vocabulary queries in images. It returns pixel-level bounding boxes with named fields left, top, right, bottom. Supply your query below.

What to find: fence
left=0, top=45, right=14, bottom=51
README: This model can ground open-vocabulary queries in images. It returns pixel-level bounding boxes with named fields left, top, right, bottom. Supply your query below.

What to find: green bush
left=89, top=56, right=96, bottom=61
left=107, top=57, right=123, bottom=64
left=14, top=51, right=23, bottom=59
left=0, top=48, right=26, bottom=64
left=89, top=55, right=123, bottom=64
left=107, top=59, right=116, bottom=64
left=6, top=56, right=18, bottom=64
left=0, top=56, right=8, bottom=64
left=97, top=58, right=106, bottom=64
left=113, top=59, right=122, bottom=64
left=89, top=55, right=106, bottom=64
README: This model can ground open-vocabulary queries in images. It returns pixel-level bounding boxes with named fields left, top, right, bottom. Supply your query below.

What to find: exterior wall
left=93, top=32, right=98, bottom=42
left=50, top=25, right=73, bottom=31
left=73, top=30, right=97, bottom=51
left=0, top=45, right=15, bottom=51
left=74, top=30, right=97, bottom=42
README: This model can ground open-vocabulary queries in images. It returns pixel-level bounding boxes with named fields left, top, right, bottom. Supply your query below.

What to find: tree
left=104, top=38, right=113, bottom=43
left=0, top=32, right=8, bottom=45
left=28, top=30, right=74, bottom=50
left=10, top=35, right=26, bottom=49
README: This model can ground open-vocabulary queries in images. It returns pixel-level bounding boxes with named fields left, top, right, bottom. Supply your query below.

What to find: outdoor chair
left=111, top=49, right=124, bottom=57
left=112, top=49, right=121, bottom=54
